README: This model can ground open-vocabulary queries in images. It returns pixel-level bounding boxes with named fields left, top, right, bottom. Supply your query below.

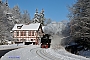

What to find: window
left=17, top=25, right=23, bottom=29
left=28, top=31, right=31, bottom=36
left=32, top=31, right=34, bottom=36
left=21, top=31, right=26, bottom=36
left=21, top=31, right=23, bottom=36
left=17, top=26, right=21, bottom=29
left=16, top=31, right=19, bottom=36
left=31, top=39, right=33, bottom=41
left=23, top=31, right=26, bottom=36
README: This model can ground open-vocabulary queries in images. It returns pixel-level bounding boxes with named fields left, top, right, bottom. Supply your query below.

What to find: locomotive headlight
left=47, top=43, right=48, bottom=44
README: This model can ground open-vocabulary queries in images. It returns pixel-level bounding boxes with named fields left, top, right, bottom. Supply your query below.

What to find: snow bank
left=49, top=35, right=90, bottom=60
left=46, top=48, right=90, bottom=60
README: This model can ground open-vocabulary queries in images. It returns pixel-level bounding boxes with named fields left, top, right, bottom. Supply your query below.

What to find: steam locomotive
left=41, top=34, right=51, bottom=48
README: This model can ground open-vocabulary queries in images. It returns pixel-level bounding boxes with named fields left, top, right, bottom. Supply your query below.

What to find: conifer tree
left=39, top=9, right=45, bottom=25
left=33, top=9, right=39, bottom=23
left=0, top=0, right=31, bottom=44
left=11, top=5, right=21, bottom=24
left=69, top=0, right=90, bottom=48
left=21, top=10, right=31, bottom=24
left=33, top=9, right=45, bottom=25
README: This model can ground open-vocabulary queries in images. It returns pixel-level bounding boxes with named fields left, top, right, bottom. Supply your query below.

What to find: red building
left=12, top=23, right=44, bottom=45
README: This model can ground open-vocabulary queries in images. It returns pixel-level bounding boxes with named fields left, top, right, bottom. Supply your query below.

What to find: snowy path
left=0, top=44, right=27, bottom=50
left=1, top=45, right=90, bottom=60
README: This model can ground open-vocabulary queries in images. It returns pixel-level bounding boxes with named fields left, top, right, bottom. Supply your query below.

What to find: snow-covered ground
left=1, top=35, right=90, bottom=60
left=46, top=48, right=90, bottom=60
left=1, top=45, right=90, bottom=60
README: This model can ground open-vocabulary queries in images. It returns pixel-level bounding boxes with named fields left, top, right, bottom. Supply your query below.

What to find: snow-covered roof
left=12, top=23, right=41, bottom=31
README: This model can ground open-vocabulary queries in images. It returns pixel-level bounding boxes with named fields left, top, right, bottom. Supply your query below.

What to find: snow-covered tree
left=69, top=0, right=90, bottom=48
left=44, top=21, right=67, bottom=35
left=44, top=18, right=52, bottom=25
left=11, top=5, right=22, bottom=24
left=39, top=9, right=45, bottom=25
left=0, top=0, right=31, bottom=44
left=21, top=10, right=31, bottom=24
left=0, top=0, right=13, bottom=44
left=33, top=9, right=40, bottom=23
left=32, top=9, right=46, bottom=25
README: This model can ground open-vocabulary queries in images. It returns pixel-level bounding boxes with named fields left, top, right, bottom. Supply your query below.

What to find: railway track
left=36, top=50, right=47, bottom=60
left=30, top=47, right=46, bottom=60
left=37, top=49, right=60, bottom=60
left=30, top=48, right=61, bottom=60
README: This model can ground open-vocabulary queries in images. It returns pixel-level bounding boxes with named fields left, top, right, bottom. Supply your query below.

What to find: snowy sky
left=7, top=0, right=76, bottom=22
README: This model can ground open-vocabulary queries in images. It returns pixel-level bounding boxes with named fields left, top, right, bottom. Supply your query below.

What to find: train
left=41, top=34, right=51, bottom=48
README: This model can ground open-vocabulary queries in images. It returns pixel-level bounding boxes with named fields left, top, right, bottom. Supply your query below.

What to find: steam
left=44, top=21, right=70, bottom=49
